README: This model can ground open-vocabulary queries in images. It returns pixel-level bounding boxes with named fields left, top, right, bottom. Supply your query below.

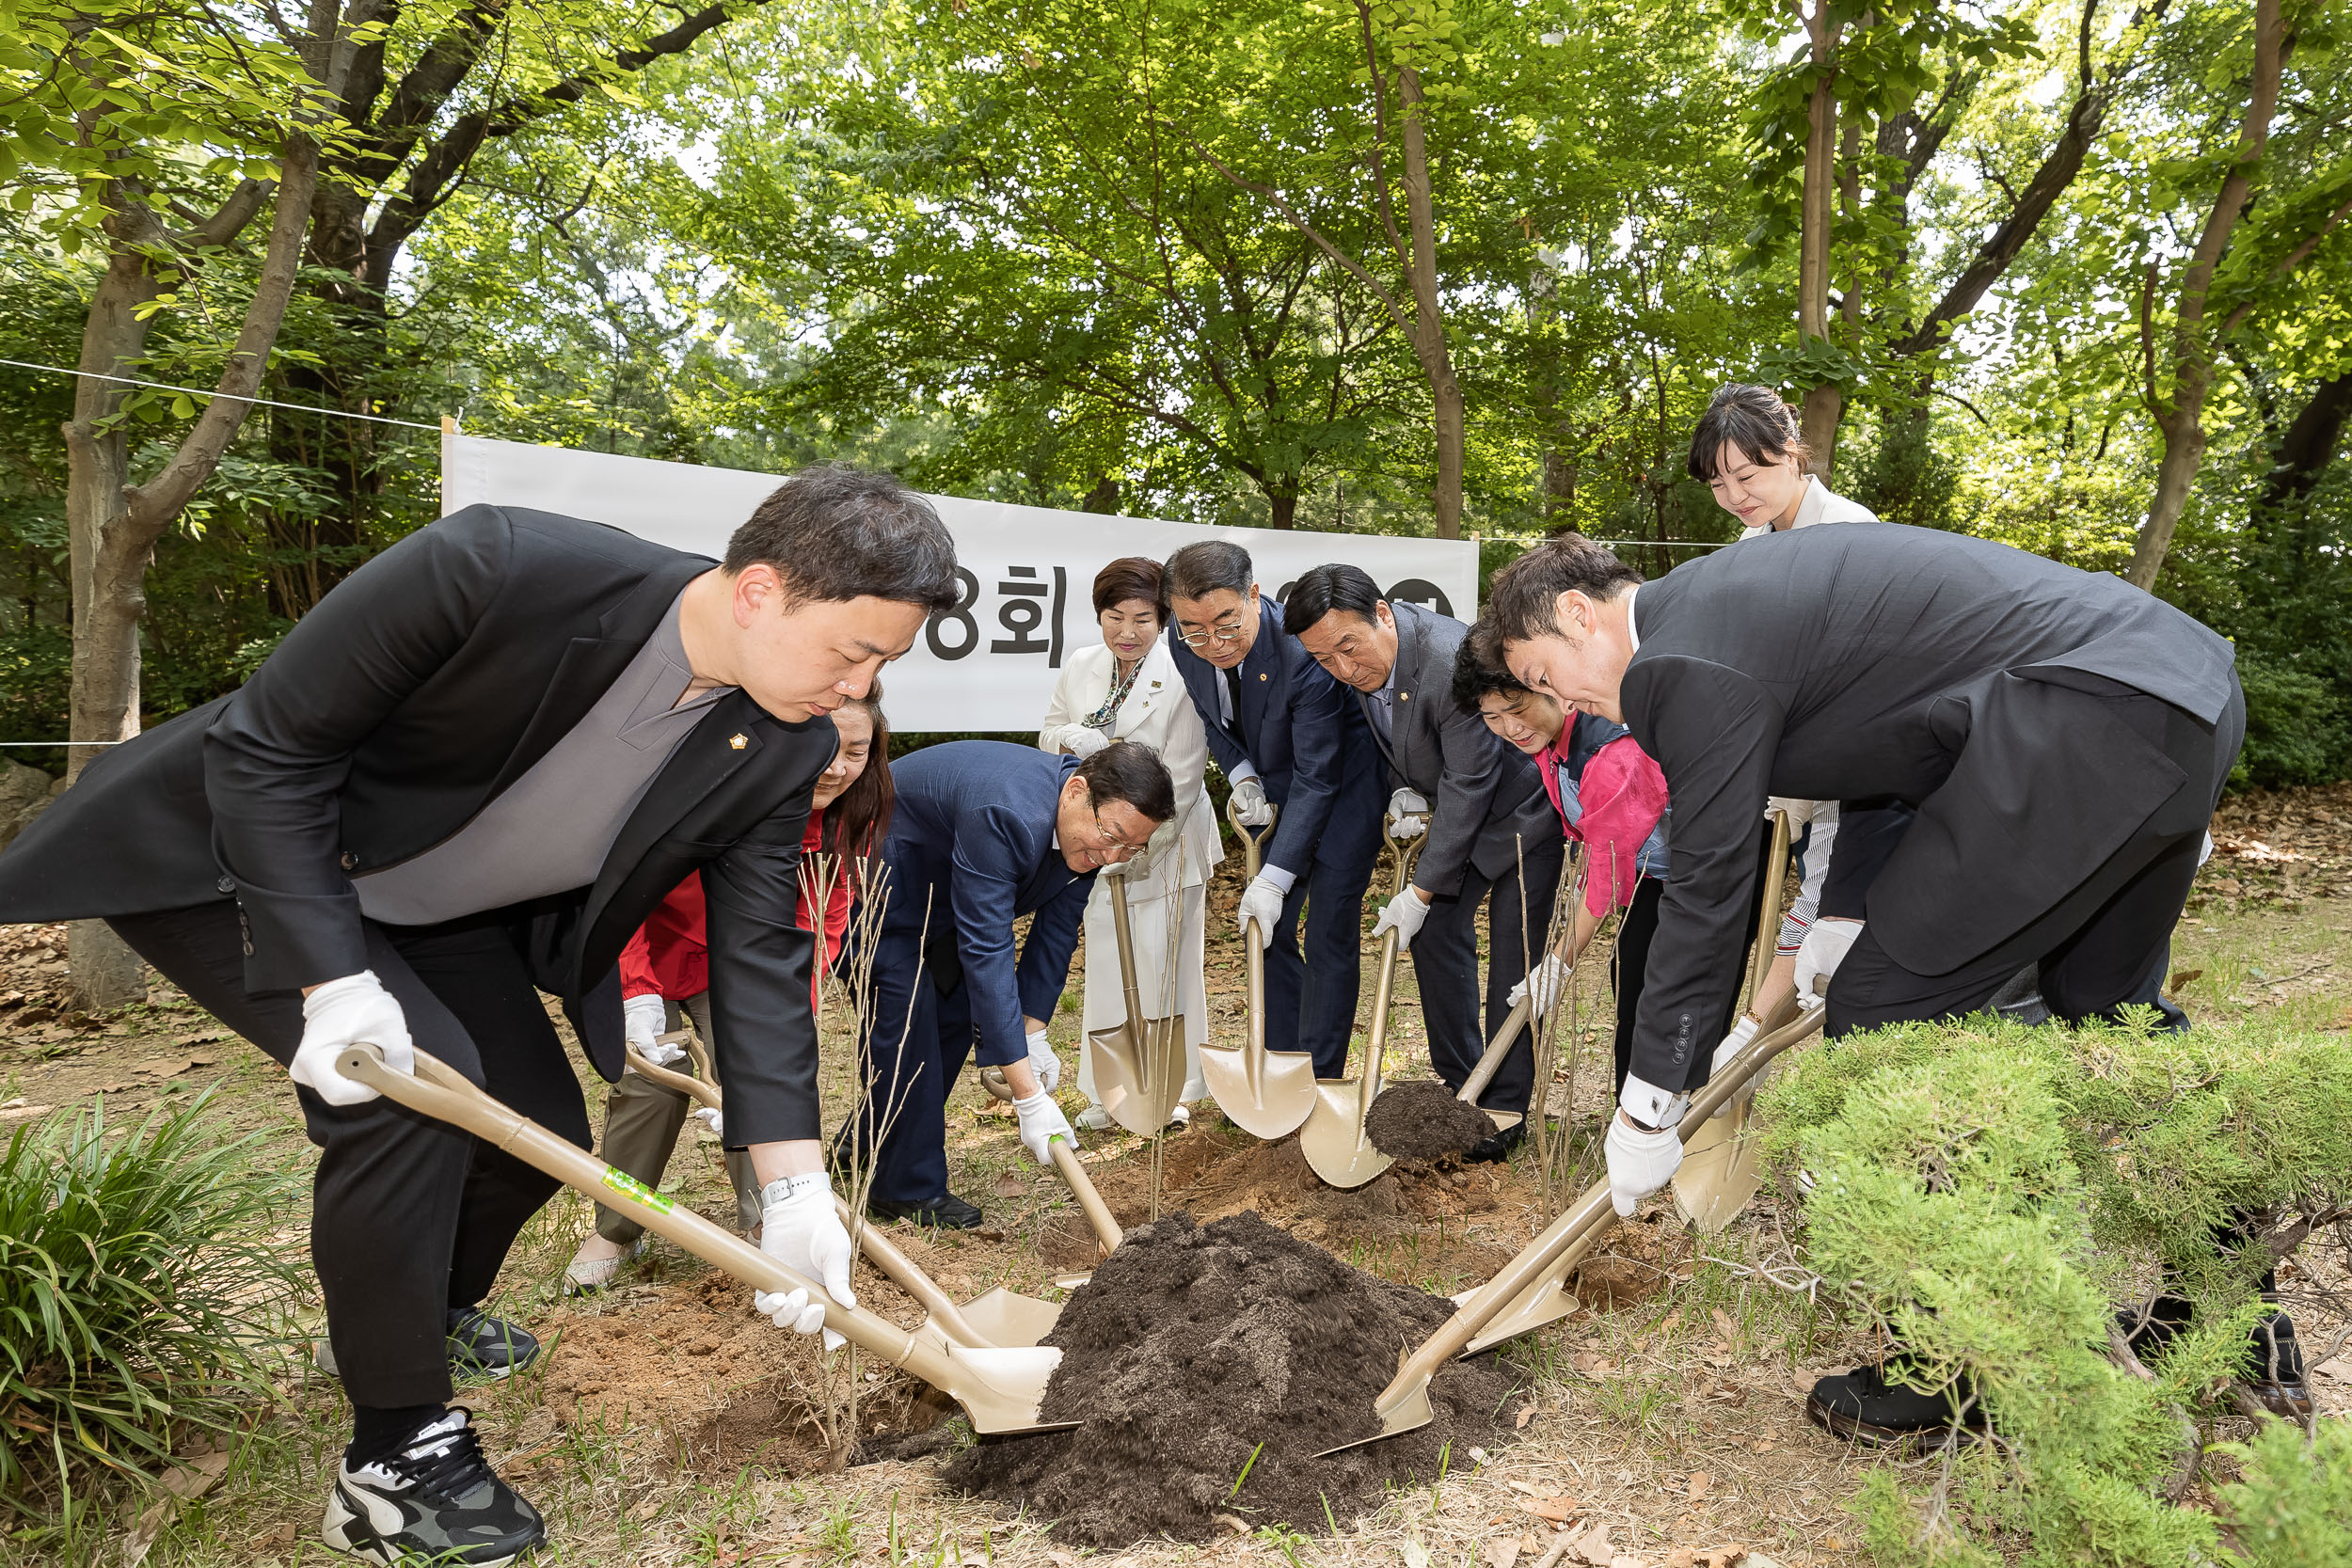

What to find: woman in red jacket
left=564, top=690, right=891, bottom=1292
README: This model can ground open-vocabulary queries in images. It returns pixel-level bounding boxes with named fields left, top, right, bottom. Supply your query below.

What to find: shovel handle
left=1746, top=808, right=1794, bottom=1017
left=626, top=1045, right=719, bottom=1108
left=1374, top=1000, right=1826, bottom=1418
left=1457, top=913, right=1579, bottom=1105
left=335, top=1043, right=976, bottom=1394
left=1049, top=1136, right=1124, bottom=1253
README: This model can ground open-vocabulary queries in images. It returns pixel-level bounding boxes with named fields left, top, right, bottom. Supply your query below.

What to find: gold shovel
left=1672, top=806, right=1793, bottom=1234
left=1086, top=863, right=1189, bottom=1137
left=625, top=1044, right=1122, bottom=1291
left=1439, top=910, right=1584, bottom=1137
left=340, top=1043, right=1073, bottom=1434
left=1298, top=816, right=1426, bottom=1189
left=1320, top=997, right=1828, bottom=1453
left=1198, top=799, right=1319, bottom=1139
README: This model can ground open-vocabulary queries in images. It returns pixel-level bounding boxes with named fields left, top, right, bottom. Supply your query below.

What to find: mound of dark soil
left=944, top=1211, right=1520, bottom=1544
left=1363, top=1080, right=1497, bottom=1161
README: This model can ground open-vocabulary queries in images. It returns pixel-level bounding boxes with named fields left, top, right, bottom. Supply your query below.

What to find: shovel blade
left=1671, top=1098, right=1765, bottom=1234
left=1198, top=1040, right=1318, bottom=1138
left=1089, top=1020, right=1186, bottom=1136
left=935, top=1344, right=1079, bottom=1435
left=1317, top=1377, right=1434, bottom=1456
left=1450, top=1270, right=1577, bottom=1355
left=955, top=1287, right=1065, bottom=1349
left=1299, top=1079, right=1396, bottom=1190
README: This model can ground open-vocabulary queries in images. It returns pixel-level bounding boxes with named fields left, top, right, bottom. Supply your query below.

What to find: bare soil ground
left=5, top=786, right=2349, bottom=1567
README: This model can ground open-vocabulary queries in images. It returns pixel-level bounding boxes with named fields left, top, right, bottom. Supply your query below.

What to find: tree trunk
left=1795, top=1, right=1844, bottom=479
left=1395, top=65, right=1464, bottom=540
left=2258, top=368, right=2352, bottom=515
left=2126, top=0, right=2285, bottom=590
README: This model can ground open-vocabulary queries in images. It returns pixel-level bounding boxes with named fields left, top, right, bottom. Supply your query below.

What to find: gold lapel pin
left=729, top=733, right=748, bottom=750
left=1259, top=672, right=1268, bottom=681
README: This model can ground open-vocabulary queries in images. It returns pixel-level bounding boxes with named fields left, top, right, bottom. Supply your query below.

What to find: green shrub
left=0, top=1092, right=301, bottom=1518
left=1758, top=1013, right=2352, bottom=1567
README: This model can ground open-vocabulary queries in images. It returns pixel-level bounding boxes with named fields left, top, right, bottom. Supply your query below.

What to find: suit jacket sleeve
left=1623, top=655, right=1782, bottom=1092
left=950, top=805, right=1043, bottom=1068
left=702, top=788, right=822, bottom=1146
left=1265, top=659, right=1347, bottom=876
left=1039, top=654, right=1088, bottom=748
left=1016, top=875, right=1094, bottom=1027
left=1416, top=699, right=1512, bottom=899
left=202, top=507, right=512, bottom=991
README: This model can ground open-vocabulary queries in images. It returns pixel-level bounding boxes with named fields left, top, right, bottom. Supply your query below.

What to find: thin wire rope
left=0, top=357, right=445, bottom=431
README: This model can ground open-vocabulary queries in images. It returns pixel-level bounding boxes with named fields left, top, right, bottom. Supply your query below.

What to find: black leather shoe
left=1464, top=1121, right=1525, bottom=1164
left=867, top=1192, right=984, bottom=1230
left=1804, top=1359, right=1985, bottom=1449
left=445, top=1308, right=540, bottom=1382
left=2117, top=1300, right=2312, bottom=1418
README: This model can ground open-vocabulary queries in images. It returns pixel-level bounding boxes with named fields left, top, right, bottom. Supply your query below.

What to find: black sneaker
left=324, top=1409, right=544, bottom=1565
left=1464, top=1122, right=1526, bottom=1164
left=447, top=1308, right=540, bottom=1382
left=867, top=1191, right=984, bottom=1230
left=1804, top=1359, right=1986, bottom=1449
left=2120, top=1301, right=2312, bottom=1418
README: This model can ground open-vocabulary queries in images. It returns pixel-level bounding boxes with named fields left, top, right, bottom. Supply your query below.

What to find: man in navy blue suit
left=846, top=738, right=1175, bottom=1227
left=1164, top=541, right=1383, bottom=1076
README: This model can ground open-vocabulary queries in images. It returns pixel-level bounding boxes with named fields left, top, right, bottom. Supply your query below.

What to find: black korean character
left=989, top=564, right=1068, bottom=667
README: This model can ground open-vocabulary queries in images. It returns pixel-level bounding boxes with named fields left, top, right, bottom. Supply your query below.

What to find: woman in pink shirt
left=1452, top=625, right=1671, bottom=1095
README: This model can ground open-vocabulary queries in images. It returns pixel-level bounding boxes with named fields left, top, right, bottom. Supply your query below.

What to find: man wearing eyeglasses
left=1163, top=541, right=1384, bottom=1076
left=842, top=738, right=1175, bottom=1227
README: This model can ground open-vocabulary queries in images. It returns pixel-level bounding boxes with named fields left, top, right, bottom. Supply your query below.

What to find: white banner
left=440, top=433, right=1480, bottom=733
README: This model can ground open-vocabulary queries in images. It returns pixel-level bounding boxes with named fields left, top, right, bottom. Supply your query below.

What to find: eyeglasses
left=1175, top=617, right=1247, bottom=648
left=1092, top=811, right=1138, bottom=849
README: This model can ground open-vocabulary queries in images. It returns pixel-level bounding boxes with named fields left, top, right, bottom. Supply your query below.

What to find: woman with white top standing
left=1040, top=557, right=1226, bottom=1129
left=1686, top=385, right=1883, bottom=1083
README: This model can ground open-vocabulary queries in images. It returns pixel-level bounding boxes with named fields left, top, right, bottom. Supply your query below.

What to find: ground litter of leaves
left=944, top=1209, right=1521, bottom=1544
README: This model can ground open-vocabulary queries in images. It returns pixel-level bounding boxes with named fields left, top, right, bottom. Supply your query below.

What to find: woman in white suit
left=1040, top=557, right=1225, bottom=1129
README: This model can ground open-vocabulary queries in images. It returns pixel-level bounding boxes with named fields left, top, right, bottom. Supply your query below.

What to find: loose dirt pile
left=1363, top=1079, right=1497, bottom=1161
left=946, top=1210, right=1520, bottom=1544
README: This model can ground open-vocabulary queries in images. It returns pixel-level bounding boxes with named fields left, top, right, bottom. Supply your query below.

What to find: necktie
left=1223, top=666, right=1248, bottom=747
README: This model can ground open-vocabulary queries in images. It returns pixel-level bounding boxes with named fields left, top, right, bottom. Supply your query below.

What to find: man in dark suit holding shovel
left=1486, top=523, right=2294, bottom=1443
left=0, top=467, right=959, bottom=1565
left=1286, top=563, right=1560, bottom=1159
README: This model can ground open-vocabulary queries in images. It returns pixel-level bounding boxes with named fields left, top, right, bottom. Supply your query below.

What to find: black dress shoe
left=2119, top=1300, right=2312, bottom=1418
left=1804, top=1359, right=1985, bottom=1449
left=1464, top=1121, right=1525, bottom=1164
left=445, top=1307, right=540, bottom=1381
left=867, top=1192, right=984, bottom=1230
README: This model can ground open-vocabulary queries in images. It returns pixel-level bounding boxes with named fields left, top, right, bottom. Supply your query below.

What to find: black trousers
left=1828, top=684, right=2241, bottom=1037
left=110, top=901, right=592, bottom=1411
left=1414, top=833, right=1565, bottom=1117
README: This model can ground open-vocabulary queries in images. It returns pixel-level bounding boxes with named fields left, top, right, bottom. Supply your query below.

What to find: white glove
left=1230, top=776, right=1273, bottom=827
left=1013, top=1089, right=1075, bottom=1166
left=1507, top=954, right=1571, bottom=1018
left=1707, top=1014, right=1763, bottom=1119
left=623, top=993, right=675, bottom=1060
left=1025, top=1026, right=1061, bottom=1093
left=753, top=1173, right=855, bottom=1352
left=293, top=971, right=415, bottom=1106
left=691, top=1104, right=723, bottom=1139
left=1387, top=787, right=1431, bottom=839
left=1604, top=1113, right=1684, bottom=1217
left=1236, top=873, right=1285, bottom=949
left=1053, top=723, right=1110, bottom=759
left=1370, top=888, right=1431, bottom=950
left=1794, top=919, right=1863, bottom=1008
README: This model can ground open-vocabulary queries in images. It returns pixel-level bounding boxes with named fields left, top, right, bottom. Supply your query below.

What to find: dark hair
left=1686, top=384, right=1811, bottom=483
left=820, top=684, right=894, bottom=857
left=1092, top=557, right=1169, bottom=620
left=1280, top=562, right=1384, bottom=637
left=1163, top=540, right=1253, bottom=603
left=1448, top=620, right=1533, bottom=710
left=724, top=465, right=961, bottom=612
left=1486, top=533, right=1644, bottom=642
left=1074, top=739, right=1177, bottom=826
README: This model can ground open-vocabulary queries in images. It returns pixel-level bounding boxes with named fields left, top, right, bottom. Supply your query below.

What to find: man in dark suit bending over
left=1486, top=525, right=2300, bottom=1442
left=848, top=739, right=1172, bottom=1227
left=1164, top=541, right=1383, bottom=1076
left=1286, top=563, right=1560, bottom=1159
left=0, top=468, right=959, bottom=1565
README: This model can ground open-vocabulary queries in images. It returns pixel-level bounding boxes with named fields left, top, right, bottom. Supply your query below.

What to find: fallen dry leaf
left=1688, top=1469, right=1711, bottom=1501
left=1048, top=1553, right=1078, bottom=1568
left=1485, top=1534, right=1524, bottom=1568
left=1609, top=1555, right=1650, bottom=1568
left=993, top=1170, right=1025, bottom=1198
left=121, top=1449, right=233, bottom=1566
left=1710, top=1307, right=1736, bottom=1340
left=1518, top=1494, right=1580, bottom=1524
left=1517, top=1402, right=1537, bottom=1429
left=629, top=1496, right=664, bottom=1522
left=1571, top=1523, right=1615, bottom=1566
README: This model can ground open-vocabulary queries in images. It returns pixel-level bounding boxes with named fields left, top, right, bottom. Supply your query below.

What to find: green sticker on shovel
left=601, top=1166, right=674, bottom=1215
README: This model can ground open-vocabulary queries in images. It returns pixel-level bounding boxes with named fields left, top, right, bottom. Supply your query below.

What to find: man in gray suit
left=1487, top=524, right=2281, bottom=1441
left=1289, top=564, right=1561, bottom=1155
